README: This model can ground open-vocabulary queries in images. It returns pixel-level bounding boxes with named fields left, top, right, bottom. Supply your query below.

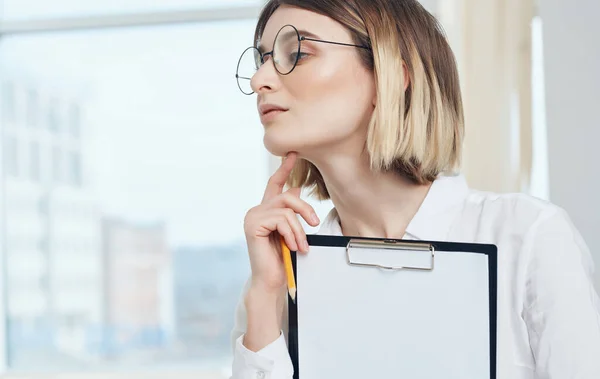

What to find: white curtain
left=438, top=0, right=535, bottom=193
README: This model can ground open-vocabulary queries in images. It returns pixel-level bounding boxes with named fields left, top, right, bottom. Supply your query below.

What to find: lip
left=259, top=103, right=289, bottom=122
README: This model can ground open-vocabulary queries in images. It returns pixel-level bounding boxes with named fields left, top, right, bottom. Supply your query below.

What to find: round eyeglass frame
left=235, top=24, right=370, bottom=95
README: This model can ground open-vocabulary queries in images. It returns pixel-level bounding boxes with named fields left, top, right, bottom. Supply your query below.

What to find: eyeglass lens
left=236, top=25, right=301, bottom=95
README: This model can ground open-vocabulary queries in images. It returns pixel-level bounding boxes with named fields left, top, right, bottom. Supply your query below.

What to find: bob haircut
left=255, top=0, right=465, bottom=200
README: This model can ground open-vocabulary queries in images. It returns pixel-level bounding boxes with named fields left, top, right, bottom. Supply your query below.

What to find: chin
left=263, top=128, right=314, bottom=157
left=263, top=132, right=293, bottom=158
left=262, top=122, right=335, bottom=157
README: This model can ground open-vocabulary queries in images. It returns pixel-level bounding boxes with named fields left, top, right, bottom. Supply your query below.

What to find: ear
left=403, top=61, right=410, bottom=91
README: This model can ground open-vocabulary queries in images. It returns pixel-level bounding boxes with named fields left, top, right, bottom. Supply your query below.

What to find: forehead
left=258, top=5, right=351, bottom=50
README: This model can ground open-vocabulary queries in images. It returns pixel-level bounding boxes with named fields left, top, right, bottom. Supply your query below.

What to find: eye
left=289, top=51, right=309, bottom=63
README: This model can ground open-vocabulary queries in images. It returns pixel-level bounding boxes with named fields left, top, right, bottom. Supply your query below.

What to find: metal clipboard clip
left=345, top=238, right=435, bottom=271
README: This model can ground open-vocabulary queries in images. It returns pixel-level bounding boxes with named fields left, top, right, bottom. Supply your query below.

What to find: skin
left=242, top=5, right=433, bottom=352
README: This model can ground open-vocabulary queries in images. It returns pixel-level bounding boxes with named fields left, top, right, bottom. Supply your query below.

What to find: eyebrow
left=257, top=29, right=322, bottom=53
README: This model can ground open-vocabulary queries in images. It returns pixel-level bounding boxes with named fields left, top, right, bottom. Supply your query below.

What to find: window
left=30, top=142, right=41, bottom=182
left=3, top=135, right=19, bottom=177
left=2, top=81, right=16, bottom=123
left=69, top=103, right=81, bottom=138
left=38, top=197, right=49, bottom=216
left=26, top=89, right=39, bottom=127
left=47, top=98, right=60, bottom=133
left=52, top=146, right=63, bottom=183
left=0, top=16, right=264, bottom=378
left=529, top=16, right=550, bottom=201
left=2, top=0, right=263, bottom=20
left=68, top=151, right=82, bottom=187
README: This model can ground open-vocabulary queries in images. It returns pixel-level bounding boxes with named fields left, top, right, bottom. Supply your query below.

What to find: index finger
left=262, top=152, right=297, bottom=202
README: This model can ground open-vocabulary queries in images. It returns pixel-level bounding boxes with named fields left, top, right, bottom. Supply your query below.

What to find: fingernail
left=303, top=240, right=310, bottom=252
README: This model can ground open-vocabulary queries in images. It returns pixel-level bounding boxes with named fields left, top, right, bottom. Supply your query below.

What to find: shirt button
left=256, top=371, right=266, bottom=379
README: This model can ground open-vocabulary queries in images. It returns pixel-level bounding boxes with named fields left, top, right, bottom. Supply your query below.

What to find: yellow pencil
left=280, top=236, right=297, bottom=303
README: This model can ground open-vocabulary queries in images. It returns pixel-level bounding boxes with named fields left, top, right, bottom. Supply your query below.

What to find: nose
left=250, top=55, right=280, bottom=94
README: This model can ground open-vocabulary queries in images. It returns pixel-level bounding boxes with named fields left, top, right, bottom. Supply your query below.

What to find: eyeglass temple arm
left=300, top=36, right=370, bottom=50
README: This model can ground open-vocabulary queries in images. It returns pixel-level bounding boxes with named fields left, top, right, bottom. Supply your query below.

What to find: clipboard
left=288, top=234, right=497, bottom=379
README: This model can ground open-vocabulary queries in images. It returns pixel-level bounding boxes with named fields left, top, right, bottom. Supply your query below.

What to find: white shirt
left=230, top=174, right=600, bottom=379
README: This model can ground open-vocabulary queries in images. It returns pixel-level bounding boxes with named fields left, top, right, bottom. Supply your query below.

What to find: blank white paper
left=295, top=245, right=491, bottom=379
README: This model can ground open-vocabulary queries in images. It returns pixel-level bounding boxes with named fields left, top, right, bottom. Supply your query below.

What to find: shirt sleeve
left=522, top=207, right=600, bottom=378
left=231, top=332, right=294, bottom=379
left=230, top=278, right=294, bottom=379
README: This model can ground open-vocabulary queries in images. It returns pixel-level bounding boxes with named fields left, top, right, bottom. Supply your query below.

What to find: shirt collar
left=317, top=173, right=469, bottom=241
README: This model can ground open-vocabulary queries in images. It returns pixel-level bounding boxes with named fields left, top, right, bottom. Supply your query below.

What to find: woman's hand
left=242, top=152, right=320, bottom=351
left=244, top=152, right=320, bottom=295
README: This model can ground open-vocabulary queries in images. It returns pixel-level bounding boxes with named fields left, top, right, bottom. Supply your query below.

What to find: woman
left=230, top=0, right=600, bottom=378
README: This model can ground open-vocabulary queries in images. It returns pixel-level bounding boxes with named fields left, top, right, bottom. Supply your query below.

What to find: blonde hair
left=255, top=0, right=464, bottom=200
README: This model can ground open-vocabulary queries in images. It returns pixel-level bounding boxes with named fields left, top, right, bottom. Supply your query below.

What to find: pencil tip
left=289, top=288, right=296, bottom=303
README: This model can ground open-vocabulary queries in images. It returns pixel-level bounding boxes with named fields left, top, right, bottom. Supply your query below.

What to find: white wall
left=540, top=0, right=600, bottom=291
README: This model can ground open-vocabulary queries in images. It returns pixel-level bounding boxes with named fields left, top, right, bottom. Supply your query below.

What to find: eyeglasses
left=235, top=24, right=370, bottom=95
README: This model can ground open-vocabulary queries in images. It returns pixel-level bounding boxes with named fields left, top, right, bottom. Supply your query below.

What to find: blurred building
left=172, top=241, right=249, bottom=358
left=0, top=73, right=103, bottom=364
left=100, top=217, right=172, bottom=358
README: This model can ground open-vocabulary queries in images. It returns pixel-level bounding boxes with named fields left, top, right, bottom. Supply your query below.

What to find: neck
left=307, top=149, right=433, bottom=239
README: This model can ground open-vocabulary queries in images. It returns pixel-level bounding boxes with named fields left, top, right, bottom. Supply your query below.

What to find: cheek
left=287, top=61, right=343, bottom=102
left=287, top=65, right=374, bottom=134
